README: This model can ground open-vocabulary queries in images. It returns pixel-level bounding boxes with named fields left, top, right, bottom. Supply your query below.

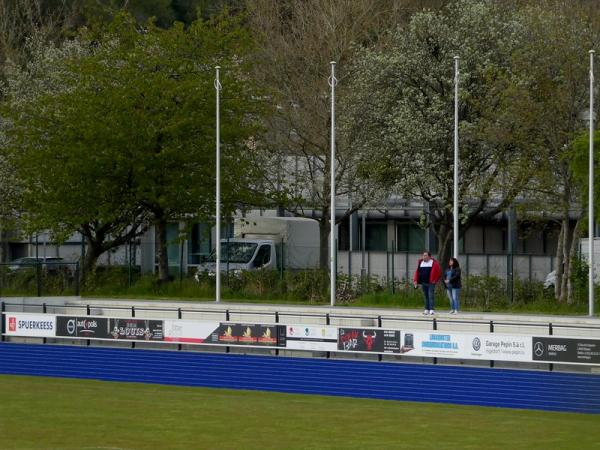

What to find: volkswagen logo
left=534, top=341, right=544, bottom=357
left=66, top=319, right=76, bottom=335
left=472, top=337, right=481, bottom=351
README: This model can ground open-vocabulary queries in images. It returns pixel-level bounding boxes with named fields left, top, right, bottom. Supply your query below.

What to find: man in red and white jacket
left=413, top=251, right=442, bottom=315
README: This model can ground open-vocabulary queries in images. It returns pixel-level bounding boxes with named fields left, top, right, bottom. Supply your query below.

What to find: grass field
left=0, top=375, right=598, bottom=450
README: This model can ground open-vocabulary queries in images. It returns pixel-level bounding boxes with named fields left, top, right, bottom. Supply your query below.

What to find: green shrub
left=570, top=256, right=589, bottom=304
left=283, top=270, right=329, bottom=302
left=512, top=278, right=550, bottom=305
left=463, top=275, right=506, bottom=310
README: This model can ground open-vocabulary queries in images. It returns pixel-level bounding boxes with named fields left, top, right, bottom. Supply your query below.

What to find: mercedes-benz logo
left=534, top=341, right=544, bottom=357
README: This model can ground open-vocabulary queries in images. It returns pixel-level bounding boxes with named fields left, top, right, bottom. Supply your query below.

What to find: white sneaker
left=452, top=310, right=458, bottom=315
left=423, top=309, right=429, bottom=315
left=429, top=310, right=435, bottom=315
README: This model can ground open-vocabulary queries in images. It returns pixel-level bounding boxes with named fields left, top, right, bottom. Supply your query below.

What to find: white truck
left=197, top=217, right=320, bottom=275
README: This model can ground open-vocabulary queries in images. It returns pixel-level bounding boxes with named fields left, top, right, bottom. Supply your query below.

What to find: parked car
left=7, top=257, right=73, bottom=274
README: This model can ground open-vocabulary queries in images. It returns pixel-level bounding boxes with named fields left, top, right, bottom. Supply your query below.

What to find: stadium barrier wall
left=3, top=306, right=600, bottom=367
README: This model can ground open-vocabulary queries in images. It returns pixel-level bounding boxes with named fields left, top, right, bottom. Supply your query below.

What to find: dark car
left=8, top=257, right=72, bottom=274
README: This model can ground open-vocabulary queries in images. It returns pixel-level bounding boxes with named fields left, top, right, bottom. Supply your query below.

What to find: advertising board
left=203, top=323, right=279, bottom=347
left=400, top=331, right=463, bottom=358
left=338, top=328, right=401, bottom=353
left=108, top=318, right=164, bottom=341
left=4, top=313, right=56, bottom=338
left=464, top=334, right=531, bottom=362
left=56, top=316, right=110, bottom=339
left=163, top=319, right=220, bottom=344
left=400, top=331, right=531, bottom=362
left=284, top=325, right=338, bottom=351
left=532, top=337, right=600, bottom=364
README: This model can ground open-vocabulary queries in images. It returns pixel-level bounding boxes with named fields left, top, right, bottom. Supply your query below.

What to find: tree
left=571, top=132, right=600, bottom=215
left=73, top=0, right=204, bottom=28
left=508, top=1, right=599, bottom=303
left=247, top=0, right=442, bottom=268
left=0, top=0, right=78, bottom=68
left=0, top=0, right=82, bottom=262
left=1, top=13, right=263, bottom=279
left=343, top=0, right=542, bottom=266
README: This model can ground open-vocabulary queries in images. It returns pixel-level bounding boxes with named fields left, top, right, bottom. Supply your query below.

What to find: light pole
left=329, top=61, right=337, bottom=307
left=215, top=66, right=222, bottom=303
left=453, top=56, right=460, bottom=259
left=589, top=50, right=595, bottom=317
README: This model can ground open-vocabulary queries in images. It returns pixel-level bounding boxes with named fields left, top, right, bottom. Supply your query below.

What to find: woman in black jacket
left=444, top=258, right=461, bottom=314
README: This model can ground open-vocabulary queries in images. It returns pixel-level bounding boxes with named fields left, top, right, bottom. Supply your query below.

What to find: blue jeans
left=421, top=283, right=435, bottom=310
left=446, top=288, right=460, bottom=311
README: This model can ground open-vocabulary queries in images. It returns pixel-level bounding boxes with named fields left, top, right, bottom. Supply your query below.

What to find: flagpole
left=453, top=56, right=460, bottom=259
left=589, top=50, right=595, bottom=316
left=215, top=66, right=222, bottom=303
left=329, top=61, right=337, bottom=307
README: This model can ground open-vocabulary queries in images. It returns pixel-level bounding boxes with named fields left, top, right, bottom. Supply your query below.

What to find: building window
left=188, top=223, right=211, bottom=265
left=397, top=223, right=425, bottom=252
left=167, top=223, right=181, bottom=266
left=363, top=222, right=387, bottom=251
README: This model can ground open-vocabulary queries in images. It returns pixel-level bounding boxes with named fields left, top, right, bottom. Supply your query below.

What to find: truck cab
left=197, top=238, right=277, bottom=275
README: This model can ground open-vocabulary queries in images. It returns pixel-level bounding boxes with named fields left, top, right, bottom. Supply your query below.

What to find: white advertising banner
left=163, top=319, right=220, bottom=343
left=466, top=334, right=531, bottom=362
left=4, top=313, right=56, bottom=338
left=400, top=331, right=532, bottom=362
left=285, top=324, right=338, bottom=351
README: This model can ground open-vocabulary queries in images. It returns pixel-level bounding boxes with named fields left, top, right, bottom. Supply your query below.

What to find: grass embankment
left=82, top=276, right=599, bottom=315
left=0, top=375, right=597, bottom=450
left=2, top=267, right=598, bottom=315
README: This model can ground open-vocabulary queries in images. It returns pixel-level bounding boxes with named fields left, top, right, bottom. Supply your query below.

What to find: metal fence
left=338, top=251, right=554, bottom=283
left=0, top=262, right=80, bottom=297
left=0, top=250, right=555, bottom=300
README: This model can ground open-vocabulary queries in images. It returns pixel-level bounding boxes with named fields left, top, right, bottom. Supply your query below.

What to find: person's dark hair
left=423, top=251, right=431, bottom=257
left=449, top=257, right=460, bottom=268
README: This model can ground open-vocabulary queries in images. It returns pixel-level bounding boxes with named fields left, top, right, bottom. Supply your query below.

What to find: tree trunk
left=82, top=241, right=104, bottom=280
left=318, top=216, right=330, bottom=270
left=0, top=226, right=5, bottom=263
left=155, top=216, right=170, bottom=282
left=566, top=218, right=581, bottom=304
left=559, top=218, right=571, bottom=302
left=554, top=222, right=565, bottom=301
left=434, top=223, right=452, bottom=271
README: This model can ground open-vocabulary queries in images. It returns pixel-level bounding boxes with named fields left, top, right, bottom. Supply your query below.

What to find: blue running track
left=1, top=343, right=599, bottom=414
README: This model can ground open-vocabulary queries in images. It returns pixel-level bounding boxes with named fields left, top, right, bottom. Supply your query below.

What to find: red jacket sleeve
left=413, top=259, right=422, bottom=284
left=430, top=260, right=442, bottom=283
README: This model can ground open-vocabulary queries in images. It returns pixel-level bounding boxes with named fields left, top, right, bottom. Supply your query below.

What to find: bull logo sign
left=339, top=329, right=378, bottom=352
left=362, top=330, right=377, bottom=351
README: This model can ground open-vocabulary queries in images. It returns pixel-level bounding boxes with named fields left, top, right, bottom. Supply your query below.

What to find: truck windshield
left=209, top=242, right=258, bottom=264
